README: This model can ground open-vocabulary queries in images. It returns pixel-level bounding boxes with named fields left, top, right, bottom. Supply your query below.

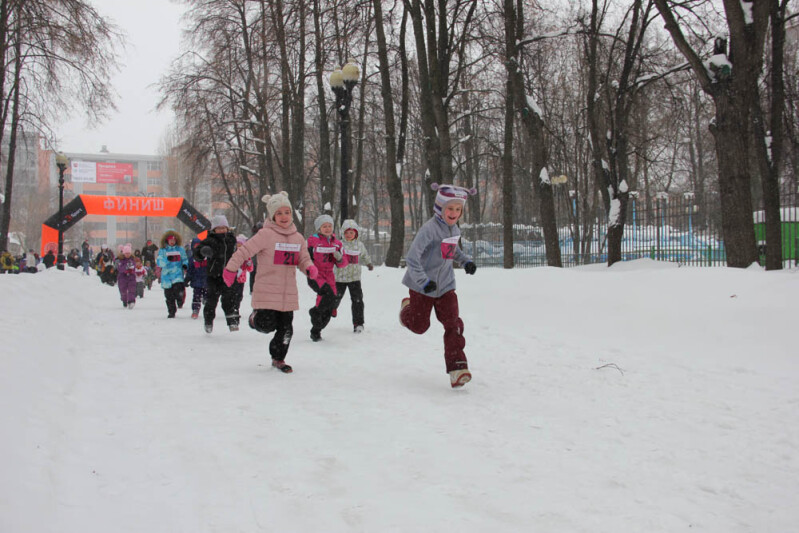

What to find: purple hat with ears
left=431, top=183, right=477, bottom=218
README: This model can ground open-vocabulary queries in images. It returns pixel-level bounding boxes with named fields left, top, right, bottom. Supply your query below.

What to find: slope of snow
left=1, top=262, right=798, bottom=532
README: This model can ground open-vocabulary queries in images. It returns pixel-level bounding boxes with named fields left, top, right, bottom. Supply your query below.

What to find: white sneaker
left=449, top=369, right=472, bottom=388
left=354, top=325, right=364, bottom=333
left=128, top=302, right=135, bottom=310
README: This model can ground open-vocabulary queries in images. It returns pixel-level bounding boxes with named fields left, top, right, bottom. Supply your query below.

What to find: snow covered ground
left=1, top=260, right=798, bottom=532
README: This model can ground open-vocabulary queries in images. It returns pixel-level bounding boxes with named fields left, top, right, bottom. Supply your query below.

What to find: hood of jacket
left=340, top=219, right=360, bottom=240
left=161, top=230, right=182, bottom=248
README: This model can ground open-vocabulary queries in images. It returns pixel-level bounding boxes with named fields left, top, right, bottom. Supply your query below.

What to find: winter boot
left=204, top=323, right=213, bottom=334
left=354, top=325, right=364, bottom=333
left=229, top=324, right=239, bottom=332
left=399, top=298, right=411, bottom=327
left=191, top=312, right=199, bottom=319
left=310, top=328, right=322, bottom=342
left=449, top=369, right=472, bottom=388
left=128, top=301, right=135, bottom=310
left=272, top=360, right=293, bottom=373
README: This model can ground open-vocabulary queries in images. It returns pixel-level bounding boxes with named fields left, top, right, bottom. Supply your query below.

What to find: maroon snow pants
left=400, top=289, right=467, bottom=373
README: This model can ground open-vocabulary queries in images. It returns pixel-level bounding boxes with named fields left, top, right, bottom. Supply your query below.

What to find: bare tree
left=0, top=0, right=118, bottom=252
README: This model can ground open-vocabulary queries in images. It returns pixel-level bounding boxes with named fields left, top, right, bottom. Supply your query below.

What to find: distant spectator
left=81, top=241, right=91, bottom=275
left=25, top=249, right=37, bottom=273
left=0, top=250, right=16, bottom=273
left=141, top=239, right=158, bottom=266
left=42, top=250, right=56, bottom=269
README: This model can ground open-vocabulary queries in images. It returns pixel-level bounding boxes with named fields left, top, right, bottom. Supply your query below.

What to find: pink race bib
left=441, top=237, right=459, bottom=260
left=274, top=242, right=301, bottom=265
left=345, top=250, right=360, bottom=264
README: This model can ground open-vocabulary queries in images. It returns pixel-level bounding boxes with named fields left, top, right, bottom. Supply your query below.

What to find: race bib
left=315, top=245, right=336, bottom=263
left=345, top=249, right=360, bottom=264
left=274, top=242, right=301, bottom=265
left=166, top=251, right=182, bottom=262
left=441, top=237, right=459, bottom=260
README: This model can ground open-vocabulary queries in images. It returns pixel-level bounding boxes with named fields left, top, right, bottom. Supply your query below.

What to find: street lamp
left=330, top=61, right=360, bottom=222
left=55, top=152, right=69, bottom=270
left=137, top=191, right=155, bottom=242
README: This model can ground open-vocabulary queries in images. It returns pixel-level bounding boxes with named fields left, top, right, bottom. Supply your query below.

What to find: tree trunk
left=373, top=0, right=406, bottom=268
left=312, top=0, right=334, bottom=216
left=0, top=20, right=21, bottom=253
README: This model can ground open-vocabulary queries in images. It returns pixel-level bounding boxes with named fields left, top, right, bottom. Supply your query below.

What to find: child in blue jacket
left=156, top=230, right=189, bottom=318
left=400, top=183, right=477, bottom=388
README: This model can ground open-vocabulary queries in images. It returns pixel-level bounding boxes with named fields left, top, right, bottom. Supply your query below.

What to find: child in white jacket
left=333, top=219, right=374, bottom=333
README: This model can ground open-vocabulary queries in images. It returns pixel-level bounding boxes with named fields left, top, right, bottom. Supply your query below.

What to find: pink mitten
left=307, top=264, right=319, bottom=280
left=222, top=268, right=237, bottom=287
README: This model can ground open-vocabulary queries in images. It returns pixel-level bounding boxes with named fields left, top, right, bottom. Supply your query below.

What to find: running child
left=333, top=219, right=374, bottom=333
left=399, top=183, right=478, bottom=388
left=223, top=192, right=315, bottom=373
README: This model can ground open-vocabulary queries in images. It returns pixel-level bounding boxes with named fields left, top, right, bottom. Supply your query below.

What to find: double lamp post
left=329, top=61, right=360, bottom=222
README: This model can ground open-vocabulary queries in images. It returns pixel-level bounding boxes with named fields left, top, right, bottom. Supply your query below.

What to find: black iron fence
left=360, top=189, right=799, bottom=269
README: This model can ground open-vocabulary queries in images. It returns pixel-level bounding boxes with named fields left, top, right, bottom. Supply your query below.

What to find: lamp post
left=137, top=191, right=155, bottom=242
left=330, top=61, right=360, bottom=222
left=55, top=152, right=69, bottom=270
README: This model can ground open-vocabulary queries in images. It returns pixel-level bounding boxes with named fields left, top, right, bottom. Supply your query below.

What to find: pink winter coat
left=225, top=221, right=313, bottom=312
left=307, top=233, right=348, bottom=292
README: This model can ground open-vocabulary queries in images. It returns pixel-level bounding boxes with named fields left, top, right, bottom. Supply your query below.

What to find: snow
left=740, top=0, right=754, bottom=24
left=2, top=263, right=799, bottom=532
left=525, top=94, right=542, bottom=117
left=753, top=207, right=799, bottom=223
left=539, top=166, right=550, bottom=185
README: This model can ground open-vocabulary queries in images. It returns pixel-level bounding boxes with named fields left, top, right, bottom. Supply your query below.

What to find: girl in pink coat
left=306, top=214, right=348, bottom=341
left=223, top=192, right=315, bottom=373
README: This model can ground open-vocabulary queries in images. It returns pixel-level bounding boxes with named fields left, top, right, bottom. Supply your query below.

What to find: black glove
left=423, top=280, right=437, bottom=294
left=464, top=262, right=477, bottom=275
left=200, top=245, right=213, bottom=258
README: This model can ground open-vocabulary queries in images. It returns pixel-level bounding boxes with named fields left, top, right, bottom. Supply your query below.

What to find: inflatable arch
left=41, top=195, right=210, bottom=256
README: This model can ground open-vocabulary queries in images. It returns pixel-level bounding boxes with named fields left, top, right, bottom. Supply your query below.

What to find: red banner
left=96, top=163, right=134, bottom=184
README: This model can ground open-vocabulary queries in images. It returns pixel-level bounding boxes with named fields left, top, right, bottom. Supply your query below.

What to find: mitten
left=307, top=264, right=319, bottom=280
left=333, top=250, right=343, bottom=261
left=222, top=268, right=237, bottom=287
left=423, top=280, right=437, bottom=294
left=200, top=245, right=213, bottom=258
left=464, top=262, right=477, bottom=275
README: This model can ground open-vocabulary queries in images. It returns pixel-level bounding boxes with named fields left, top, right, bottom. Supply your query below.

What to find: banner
left=41, top=195, right=210, bottom=257
left=69, top=161, right=135, bottom=184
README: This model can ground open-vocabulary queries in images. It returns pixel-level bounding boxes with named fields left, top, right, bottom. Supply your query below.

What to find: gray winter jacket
left=402, top=215, right=472, bottom=298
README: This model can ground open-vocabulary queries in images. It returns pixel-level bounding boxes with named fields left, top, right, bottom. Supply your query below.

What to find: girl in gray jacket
left=400, top=183, right=477, bottom=388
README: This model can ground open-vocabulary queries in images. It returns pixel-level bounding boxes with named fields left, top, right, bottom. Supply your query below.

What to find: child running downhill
left=186, top=238, right=208, bottom=320
left=399, top=183, right=478, bottom=389
left=115, top=244, right=137, bottom=309
left=156, top=230, right=188, bottom=318
left=333, top=219, right=374, bottom=333
left=306, top=214, right=348, bottom=341
left=223, top=192, right=315, bottom=373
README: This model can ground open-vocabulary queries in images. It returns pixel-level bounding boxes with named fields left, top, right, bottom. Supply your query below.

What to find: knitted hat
left=431, top=183, right=476, bottom=218
left=262, top=192, right=292, bottom=220
left=314, top=214, right=334, bottom=232
left=210, top=215, right=231, bottom=230
left=122, top=244, right=132, bottom=255
left=236, top=234, right=247, bottom=244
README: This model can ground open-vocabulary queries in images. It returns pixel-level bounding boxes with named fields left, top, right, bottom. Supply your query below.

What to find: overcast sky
left=56, top=0, right=185, bottom=156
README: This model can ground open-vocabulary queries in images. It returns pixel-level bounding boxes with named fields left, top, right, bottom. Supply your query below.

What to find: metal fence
left=360, top=189, right=799, bottom=269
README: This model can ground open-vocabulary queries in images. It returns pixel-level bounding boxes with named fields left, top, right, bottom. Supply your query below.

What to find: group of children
left=111, top=183, right=478, bottom=388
